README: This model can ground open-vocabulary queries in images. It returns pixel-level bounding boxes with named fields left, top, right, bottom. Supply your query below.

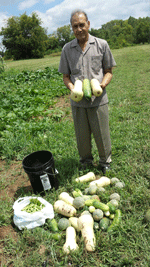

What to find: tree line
left=0, top=13, right=150, bottom=60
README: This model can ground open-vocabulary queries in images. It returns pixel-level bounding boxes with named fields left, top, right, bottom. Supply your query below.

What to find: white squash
left=59, top=192, right=74, bottom=205
left=69, top=217, right=80, bottom=231
left=115, top=181, right=125, bottom=188
left=63, top=226, right=79, bottom=254
left=78, top=213, right=96, bottom=252
left=54, top=200, right=77, bottom=217
left=110, top=193, right=120, bottom=201
left=104, top=210, right=110, bottom=217
left=110, top=177, right=120, bottom=184
left=91, top=78, right=103, bottom=97
left=90, top=176, right=110, bottom=187
left=89, top=206, right=96, bottom=213
left=70, top=80, right=83, bottom=102
left=109, top=199, right=119, bottom=207
left=75, top=172, right=96, bottom=183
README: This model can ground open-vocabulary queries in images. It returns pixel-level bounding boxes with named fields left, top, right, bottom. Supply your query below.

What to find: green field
left=0, top=44, right=150, bottom=267
left=4, top=53, right=61, bottom=71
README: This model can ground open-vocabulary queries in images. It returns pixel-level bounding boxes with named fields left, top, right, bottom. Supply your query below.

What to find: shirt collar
left=70, top=34, right=95, bottom=48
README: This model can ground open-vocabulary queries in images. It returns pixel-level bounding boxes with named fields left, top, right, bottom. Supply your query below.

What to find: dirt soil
left=0, top=160, right=31, bottom=266
left=0, top=95, right=72, bottom=266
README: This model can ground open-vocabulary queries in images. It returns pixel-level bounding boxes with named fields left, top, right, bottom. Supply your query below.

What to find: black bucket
left=22, top=150, right=59, bottom=194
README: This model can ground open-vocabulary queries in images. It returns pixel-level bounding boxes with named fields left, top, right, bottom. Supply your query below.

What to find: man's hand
left=100, top=68, right=113, bottom=90
left=63, top=74, right=74, bottom=91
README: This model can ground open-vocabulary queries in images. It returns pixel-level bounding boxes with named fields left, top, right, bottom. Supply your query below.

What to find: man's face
left=71, top=13, right=90, bottom=42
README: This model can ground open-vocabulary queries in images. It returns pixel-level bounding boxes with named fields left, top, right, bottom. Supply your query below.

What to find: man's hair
left=70, top=9, right=88, bottom=24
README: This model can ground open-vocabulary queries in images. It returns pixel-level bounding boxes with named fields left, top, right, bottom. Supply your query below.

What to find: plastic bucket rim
left=23, top=158, right=54, bottom=172
left=22, top=150, right=54, bottom=172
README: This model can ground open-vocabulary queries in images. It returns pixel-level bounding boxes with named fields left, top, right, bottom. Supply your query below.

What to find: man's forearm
left=63, top=74, right=74, bottom=91
left=100, top=68, right=113, bottom=89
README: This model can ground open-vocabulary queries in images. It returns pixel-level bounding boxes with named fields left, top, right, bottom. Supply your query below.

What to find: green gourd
left=93, top=200, right=109, bottom=212
left=99, top=217, right=110, bottom=231
left=93, top=209, right=104, bottom=221
left=85, top=198, right=95, bottom=207
left=107, top=202, right=116, bottom=214
left=51, top=233, right=62, bottom=241
left=58, top=218, right=70, bottom=231
left=46, top=218, right=59, bottom=232
left=107, top=209, right=122, bottom=232
left=73, top=196, right=85, bottom=209
left=83, top=79, right=92, bottom=100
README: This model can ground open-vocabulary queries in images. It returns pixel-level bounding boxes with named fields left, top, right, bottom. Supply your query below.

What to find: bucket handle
left=43, top=168, right=59, bottom=176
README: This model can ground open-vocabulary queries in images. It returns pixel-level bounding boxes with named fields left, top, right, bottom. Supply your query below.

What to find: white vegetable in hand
left=91, top=78, right=103, bottom=97
left=70, top=80, right=83, bottom=102
left=63, top=226, right=79, bottom=254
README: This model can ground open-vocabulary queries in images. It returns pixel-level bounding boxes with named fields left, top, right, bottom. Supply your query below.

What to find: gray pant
left=71, top=104, right=111, bottom=165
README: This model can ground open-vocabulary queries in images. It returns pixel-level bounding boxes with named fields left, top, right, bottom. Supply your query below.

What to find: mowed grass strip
left=5, top=53, right=61, bottom=71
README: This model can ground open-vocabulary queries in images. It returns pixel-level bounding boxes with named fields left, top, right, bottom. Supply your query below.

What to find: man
left=58, top=10, right=116, bottom=174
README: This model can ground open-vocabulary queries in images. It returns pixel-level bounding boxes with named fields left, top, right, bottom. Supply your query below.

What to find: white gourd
left=104, top=210, right=110, bottom=217
left=90, top=176, right=110, bottom=187
left=69, top=217, right=80, bottom=231
left=110, top=193, right=120, bottom=201
left=78, top=213, right=96, bottom=251
left=75, top=172, right=96, bottom=183
left=59, top=192, right=74, bottom=205
left=63, top=226, right=79, bottom=254
left=70, top=80, right=83, bottom=102
left=91, top=78, right=103, bottom=97
left=54, top=200, right=77, bottom=217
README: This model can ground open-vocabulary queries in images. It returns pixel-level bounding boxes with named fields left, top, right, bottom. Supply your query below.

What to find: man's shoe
left=99, top=165, right=111, bottom=175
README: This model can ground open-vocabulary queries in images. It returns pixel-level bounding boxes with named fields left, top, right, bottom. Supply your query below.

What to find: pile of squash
left=49, top=172, right=124, bottom=254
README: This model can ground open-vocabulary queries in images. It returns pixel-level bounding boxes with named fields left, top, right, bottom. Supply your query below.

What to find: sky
left=0, top=0, right=150, bottom=39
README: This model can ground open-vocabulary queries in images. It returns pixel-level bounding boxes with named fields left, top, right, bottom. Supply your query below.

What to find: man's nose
left=77, top=26, right=82, bottom=31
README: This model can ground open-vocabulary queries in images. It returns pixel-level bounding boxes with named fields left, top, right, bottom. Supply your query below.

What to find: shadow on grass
left=55, top=157, right=79, bottom=185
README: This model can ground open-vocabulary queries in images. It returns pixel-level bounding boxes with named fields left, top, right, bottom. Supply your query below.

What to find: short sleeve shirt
left=58, top=34, right=116, bottom=107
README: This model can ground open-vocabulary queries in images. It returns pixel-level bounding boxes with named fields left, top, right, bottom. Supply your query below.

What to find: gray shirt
left=58, top=34, right=116, bottom=107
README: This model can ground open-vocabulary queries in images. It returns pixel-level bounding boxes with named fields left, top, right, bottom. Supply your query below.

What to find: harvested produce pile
left=51, top=172, right=124, bottom=254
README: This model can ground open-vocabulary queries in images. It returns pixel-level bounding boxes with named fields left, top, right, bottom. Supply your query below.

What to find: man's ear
left=88, top=21, right=90, bottom=29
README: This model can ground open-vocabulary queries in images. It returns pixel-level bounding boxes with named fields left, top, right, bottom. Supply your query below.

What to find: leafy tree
left=90, top=17, right=150, bottom=49
left=90, top=28, right=101, bottom=38
left=0, top=13, right=48, bottom=60
left=47, top=35, right=59, bottom=50
left=135, top=17, right=150, bottom=44
left=56, top=25, right=74, bottom=47
left=128, top=16, right=137, bottom=28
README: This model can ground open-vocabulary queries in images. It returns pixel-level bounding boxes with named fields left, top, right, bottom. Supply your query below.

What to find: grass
left=4, top=53, right=61, bottom=72
left=0, top=44, right=150, bottom=267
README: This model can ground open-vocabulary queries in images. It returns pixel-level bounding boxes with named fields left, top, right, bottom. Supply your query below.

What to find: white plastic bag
left=13, top=196, right=54, bottom=230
